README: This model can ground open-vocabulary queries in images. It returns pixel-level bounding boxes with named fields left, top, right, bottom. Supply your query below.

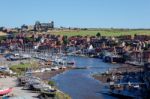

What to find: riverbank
left=30, top=66, right=73, bottom=99
left=33, top=66, right=74, bottom=80
left=92, top=64, right=143, bottom=83
left=32, top=66, right=88, bottom=81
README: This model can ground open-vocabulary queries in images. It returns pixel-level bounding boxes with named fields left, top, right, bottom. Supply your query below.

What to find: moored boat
left=40, top=87, right=57, bottom=97
left=0, top=87, right=13, bottom=96
left=67, top=61, right=75, bottom=65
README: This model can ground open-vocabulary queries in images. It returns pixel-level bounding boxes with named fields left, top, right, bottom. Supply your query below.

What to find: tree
left=0, top=36, right=7, bottom=42
left=134, top=34, right=137, bottom=37
left=63, top=35, right=68, bottom=45
left=96, top=32, right=101, bottom=38
left=56, top=41, right=61, bottom=46
left=0, top=27, right=4, bottom=31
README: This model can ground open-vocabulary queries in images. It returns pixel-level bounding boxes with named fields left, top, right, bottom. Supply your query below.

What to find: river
left=52, top=56, right=119, bottom=99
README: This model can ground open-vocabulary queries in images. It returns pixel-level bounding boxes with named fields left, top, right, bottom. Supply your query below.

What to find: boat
left=0, top=66, right=9, bottom=72
left=67, top=61, right=75, bottom=65
left=51, top=66, right=59, bottom=71
left=23, top=77, right=42, bottom=90
left=108, top=91, right=136, bottom=99
left=59, top=66, right=66, bottom=69
left=40, top=87, right=57, bottom=97
left=32, top=83, right=44, bottom=91
left=103, top=55, right=125, bottom=63
left=106, top=81, right=144, bottom=99
left=125, top=61, right=144, bottom=66
left=0, top=87, right=13, bottom=96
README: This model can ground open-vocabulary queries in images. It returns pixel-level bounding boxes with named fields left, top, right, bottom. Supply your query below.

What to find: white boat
left=51, top=66, right=59, bottom=70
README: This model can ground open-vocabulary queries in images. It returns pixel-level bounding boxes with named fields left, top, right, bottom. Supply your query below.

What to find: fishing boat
left=40, top=87, right=57, bottom=97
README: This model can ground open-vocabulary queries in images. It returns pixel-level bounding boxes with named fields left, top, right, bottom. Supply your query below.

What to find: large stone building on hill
left=34, top=21, right=54, bottom=31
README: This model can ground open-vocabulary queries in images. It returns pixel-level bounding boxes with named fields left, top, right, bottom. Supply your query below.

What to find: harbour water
left=52, top=56, right=119, bottom=99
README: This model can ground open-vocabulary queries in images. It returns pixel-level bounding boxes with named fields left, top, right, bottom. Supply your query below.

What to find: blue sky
left=0, top=0, right=150, bottom=28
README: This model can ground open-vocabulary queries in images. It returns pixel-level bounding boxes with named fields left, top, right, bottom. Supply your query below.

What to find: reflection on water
left=52, top=56, right=119, bottom=99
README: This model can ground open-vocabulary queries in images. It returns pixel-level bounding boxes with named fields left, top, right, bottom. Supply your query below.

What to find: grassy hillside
left=50, top=29, right=150, bottom=37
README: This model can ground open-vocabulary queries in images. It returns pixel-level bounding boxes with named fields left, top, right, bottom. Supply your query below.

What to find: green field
left=10, top=62, right=39, bottom=74
left=50, top=29, right=150, bottom=37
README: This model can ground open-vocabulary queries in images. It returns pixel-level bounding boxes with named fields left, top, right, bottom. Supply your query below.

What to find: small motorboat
left=67, top=61, right=75, bottom=65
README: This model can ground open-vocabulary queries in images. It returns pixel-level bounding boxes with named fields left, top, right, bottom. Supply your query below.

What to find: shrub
left=48, top=80, right=56, bottom=86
